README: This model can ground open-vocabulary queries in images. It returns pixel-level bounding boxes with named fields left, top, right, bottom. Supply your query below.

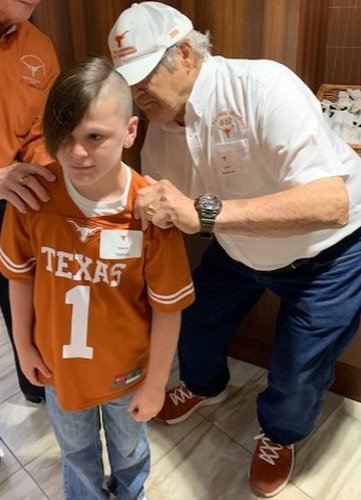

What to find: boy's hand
left=18, top=344, right=52, bottom=386
left=128, top=383, right=165, bottom=422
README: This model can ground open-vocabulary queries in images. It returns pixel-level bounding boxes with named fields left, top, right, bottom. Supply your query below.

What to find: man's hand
left=134, top=175, right=200, bottom=234
left=0, top=162, right=56, bottom=213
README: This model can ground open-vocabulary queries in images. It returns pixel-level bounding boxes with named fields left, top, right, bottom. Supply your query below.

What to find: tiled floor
left=1, top=310, right=361, bottom=500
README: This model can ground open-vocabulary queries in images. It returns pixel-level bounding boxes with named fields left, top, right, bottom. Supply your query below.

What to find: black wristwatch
left=194, top=194, right=223, bottom=238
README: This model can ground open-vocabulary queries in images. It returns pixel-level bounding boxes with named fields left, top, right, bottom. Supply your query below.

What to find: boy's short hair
left=43, top=57, right=132, bottom=158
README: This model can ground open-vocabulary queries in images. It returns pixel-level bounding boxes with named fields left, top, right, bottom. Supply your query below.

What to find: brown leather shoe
left=248, top=431, right=294, bottom=497
left=154, top=382, right=228, bottom=425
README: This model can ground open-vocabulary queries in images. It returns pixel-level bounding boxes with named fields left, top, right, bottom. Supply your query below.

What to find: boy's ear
left=124, top=115, right=138, bottom=149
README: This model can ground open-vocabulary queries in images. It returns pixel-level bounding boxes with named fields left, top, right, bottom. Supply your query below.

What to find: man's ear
left=124, top=115, right=138, bottom=149
left=178, top=40, right=196, bottom=72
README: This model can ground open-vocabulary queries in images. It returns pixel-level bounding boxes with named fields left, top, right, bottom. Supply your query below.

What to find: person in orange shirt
left=0, top=57, right=195, bottom=500
left=0, top=0, right=59, bottom=404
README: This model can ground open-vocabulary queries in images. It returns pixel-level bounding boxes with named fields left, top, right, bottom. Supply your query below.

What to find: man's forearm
left=216, top=177, right=349, bottom=237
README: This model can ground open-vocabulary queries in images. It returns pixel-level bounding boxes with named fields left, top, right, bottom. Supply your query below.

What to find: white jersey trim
left=147, top=282, right=195, bottom=305
left=0, top=248, right=36, bottom=273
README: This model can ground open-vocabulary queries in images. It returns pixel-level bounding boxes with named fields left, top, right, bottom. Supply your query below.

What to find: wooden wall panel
left=177, top=0, right=266, bottom=59
left=263, top=0, right=299, bottom=69
left=32, top=0, right=326, bottom=79
left=31, top=0, right=76, bottom=67
left=296, top=0, right=329, bottom=91
left=32, top=0, right=137, bottom=68
left=324, top=0, right=361, bottom=84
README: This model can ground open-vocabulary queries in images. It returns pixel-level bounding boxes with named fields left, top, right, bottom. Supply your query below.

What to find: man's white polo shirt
left=142, top=56, right=361, bottom=271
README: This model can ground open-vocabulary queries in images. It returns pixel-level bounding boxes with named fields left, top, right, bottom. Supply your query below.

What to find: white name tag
left=99, top=230, right=143, bottom=259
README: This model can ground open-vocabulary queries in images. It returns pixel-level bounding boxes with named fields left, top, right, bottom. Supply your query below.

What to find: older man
left=109, top=2, right=361, bottom=497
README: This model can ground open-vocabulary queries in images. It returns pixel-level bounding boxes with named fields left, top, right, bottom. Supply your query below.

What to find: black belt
left=267, top=259, right=309, bottom=274
left=266, top=225, right=361, bottom=274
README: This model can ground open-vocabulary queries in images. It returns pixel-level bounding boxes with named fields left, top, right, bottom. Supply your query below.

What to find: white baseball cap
left=108, top=2, right=193, bottom=86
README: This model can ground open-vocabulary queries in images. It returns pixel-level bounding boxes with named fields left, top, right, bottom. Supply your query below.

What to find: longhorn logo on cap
left=115, top=30, right=129, bottom=48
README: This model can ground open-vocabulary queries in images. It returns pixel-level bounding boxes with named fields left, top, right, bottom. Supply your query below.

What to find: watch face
left=197, top=194, right=222, bottom=212
left=194, top=194, right=222, bottom=238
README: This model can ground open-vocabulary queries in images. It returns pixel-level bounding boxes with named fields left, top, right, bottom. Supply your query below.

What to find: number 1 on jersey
left=62, top=285, right=94, bottom=359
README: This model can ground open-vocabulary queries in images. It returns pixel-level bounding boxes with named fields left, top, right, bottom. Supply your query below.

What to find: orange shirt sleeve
left=144, top=224, right=195, bottom=312
left=0, top=202, right=35, bottom=281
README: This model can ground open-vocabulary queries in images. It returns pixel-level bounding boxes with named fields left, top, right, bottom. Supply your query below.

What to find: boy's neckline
left=63, top=163, right=131, bottom=217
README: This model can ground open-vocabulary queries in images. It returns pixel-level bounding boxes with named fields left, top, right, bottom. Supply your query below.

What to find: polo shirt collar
left=187, top=56, right=216, bottom=118
left=0, top=23, right=17, bottom=40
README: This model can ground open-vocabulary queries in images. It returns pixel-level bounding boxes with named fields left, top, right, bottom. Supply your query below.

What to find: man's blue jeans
left=45, top=387, right=150, bottom=500
left=179, top=228, right=361, bottom=445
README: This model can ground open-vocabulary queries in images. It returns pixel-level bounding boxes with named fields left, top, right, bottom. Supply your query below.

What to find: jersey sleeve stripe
left=147, top=282, right=195, bottom=305
left=0, top=248, right=36, bottom=273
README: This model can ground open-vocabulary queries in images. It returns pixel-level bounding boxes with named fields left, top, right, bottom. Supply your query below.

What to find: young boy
left=0, top=57, right=195, bottom=500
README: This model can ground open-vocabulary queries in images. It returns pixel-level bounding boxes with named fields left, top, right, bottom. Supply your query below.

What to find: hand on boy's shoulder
left=0, top=162, right=57, bottom=213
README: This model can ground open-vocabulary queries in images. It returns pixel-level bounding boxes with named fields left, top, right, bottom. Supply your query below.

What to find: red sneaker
left=248, top=431, right=295, bottom=497
left=154, top=382, right=228, bottom=425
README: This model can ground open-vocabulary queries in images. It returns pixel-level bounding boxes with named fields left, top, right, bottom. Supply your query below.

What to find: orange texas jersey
left=0, top=21, right=60, bottom=167
left=0, top=162, right=195, bottom=411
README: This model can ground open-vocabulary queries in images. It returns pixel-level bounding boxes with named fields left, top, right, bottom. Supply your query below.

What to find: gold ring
left=19, top=174, right=30, bottom=186
left=145, top=204, right=156, bottom=217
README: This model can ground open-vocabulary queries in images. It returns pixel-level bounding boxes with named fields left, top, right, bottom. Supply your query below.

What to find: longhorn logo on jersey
left=67, top=219, right=103, bottom=243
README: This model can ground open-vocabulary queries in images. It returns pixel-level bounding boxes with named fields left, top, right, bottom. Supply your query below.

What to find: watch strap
left=199, top=217, right=216, bottom=238
left=194, top=194, right=222, bottom=239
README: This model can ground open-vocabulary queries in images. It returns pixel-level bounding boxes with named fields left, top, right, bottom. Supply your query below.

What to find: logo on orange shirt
left=20, top=55, right=46, bottom=88
left=112, top=367, right=142, bottom=389
left=67, top=219, right=103, bottom=243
